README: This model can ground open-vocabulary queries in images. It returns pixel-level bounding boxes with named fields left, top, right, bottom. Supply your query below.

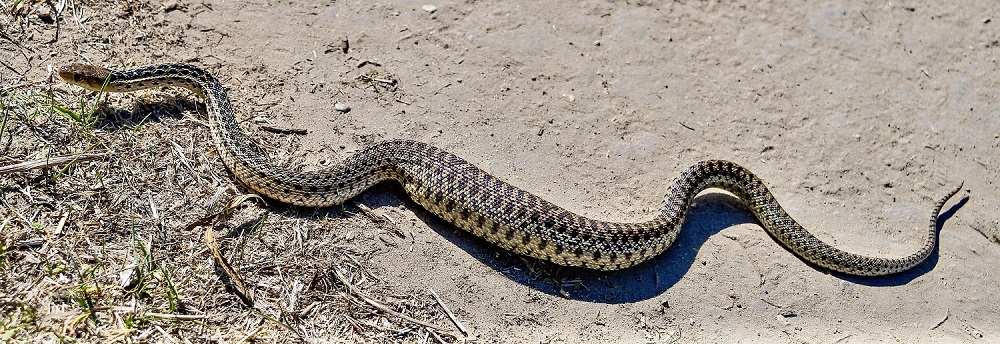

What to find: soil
left=2, top=0, right=998, bottom=342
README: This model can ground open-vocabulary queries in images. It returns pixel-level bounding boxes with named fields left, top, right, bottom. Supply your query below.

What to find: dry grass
left=1, top=1, right=459, bottom=342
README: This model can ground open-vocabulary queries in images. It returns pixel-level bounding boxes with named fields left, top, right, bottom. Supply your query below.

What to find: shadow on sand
left=379, top=185, right=970, bottom=303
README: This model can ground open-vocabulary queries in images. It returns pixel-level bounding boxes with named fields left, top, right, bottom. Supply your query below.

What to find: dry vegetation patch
left=2, top=1, right=462, bottom=342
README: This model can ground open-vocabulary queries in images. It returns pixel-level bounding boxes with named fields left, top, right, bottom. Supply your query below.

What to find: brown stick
left=332, top=268, right=454, bottom=336
left=0, top=153, right=106, bottom=175
left=429, top=288, right=468, bottom=336
left=258, top=123, right=308, bottom=135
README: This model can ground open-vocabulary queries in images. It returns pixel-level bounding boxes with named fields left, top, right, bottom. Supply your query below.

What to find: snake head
left=58, top=64, right=113, bottom=91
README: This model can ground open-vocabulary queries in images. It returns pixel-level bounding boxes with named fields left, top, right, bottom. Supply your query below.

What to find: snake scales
left=58, top=63, right=962, bottom=276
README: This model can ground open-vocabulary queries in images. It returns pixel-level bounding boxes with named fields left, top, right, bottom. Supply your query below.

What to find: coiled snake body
left=59, top=63, right=962, bottom=276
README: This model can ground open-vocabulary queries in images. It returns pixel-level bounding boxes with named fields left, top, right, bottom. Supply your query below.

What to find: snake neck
left=108, top=64, right=295, bottom=200
left=102, top=64, right=270, bottom=175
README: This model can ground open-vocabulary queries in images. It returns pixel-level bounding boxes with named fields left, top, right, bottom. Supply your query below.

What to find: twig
left=342, top=314, right=365, bottom=334
left=332, top=268, right=453, bottom=335
left=258, top=123, right=308, bottom=135
left=351, top=201, right=404, bottom=237
left=206, top=231, right=250, bottom=305
left=350, top=201, right=379, bottom=220
left=54, top=210, right=69, bottom=235
left=0, top=218, right=10, bottom=237
left=428, top=329, right=446, bottom=343
left=930, top=308, right=949, bottom=330
left=187, top=195, right=265, bottom=308
left=0, top=153, right=106, bottom=174
left=201, top=217, right=254, bottom=307
left=429, top=288, right=468, bottom=336
left=832, top=334, right=853, bottom=343
left=144, top=313, right=207, bottom=320
left=2, top=80, right=38, bottom=92
left=104, top=307, right=207, bottom=320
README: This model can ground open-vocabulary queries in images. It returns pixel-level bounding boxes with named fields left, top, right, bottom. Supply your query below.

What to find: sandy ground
left=3, top=0, right=999, bottom=342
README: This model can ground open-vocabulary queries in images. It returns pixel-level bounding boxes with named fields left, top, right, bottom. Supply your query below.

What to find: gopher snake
left=59, top=63, right=962, bottom=276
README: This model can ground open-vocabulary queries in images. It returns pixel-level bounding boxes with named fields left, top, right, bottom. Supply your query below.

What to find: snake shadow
left=84, top=95, right=199, bottom=130
left=371, top=184, right=969, bottom=303
left=834, top=193, right=969, bottom=287
left=395, top=189, right=758, bottom=303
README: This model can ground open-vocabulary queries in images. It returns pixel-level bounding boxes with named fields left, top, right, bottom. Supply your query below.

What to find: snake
left=58, top=63, right=963, bottom=276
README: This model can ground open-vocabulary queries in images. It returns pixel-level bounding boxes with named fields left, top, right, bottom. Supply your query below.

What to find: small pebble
left=334, top=102, right=350, bottom=113
left=162, top=1, right=180, bottom=12
left=422, top=5, right=437, bottom=13
left=23, top=253, right=41, bottom=264
left=36, top=7, right=53, bottom=23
